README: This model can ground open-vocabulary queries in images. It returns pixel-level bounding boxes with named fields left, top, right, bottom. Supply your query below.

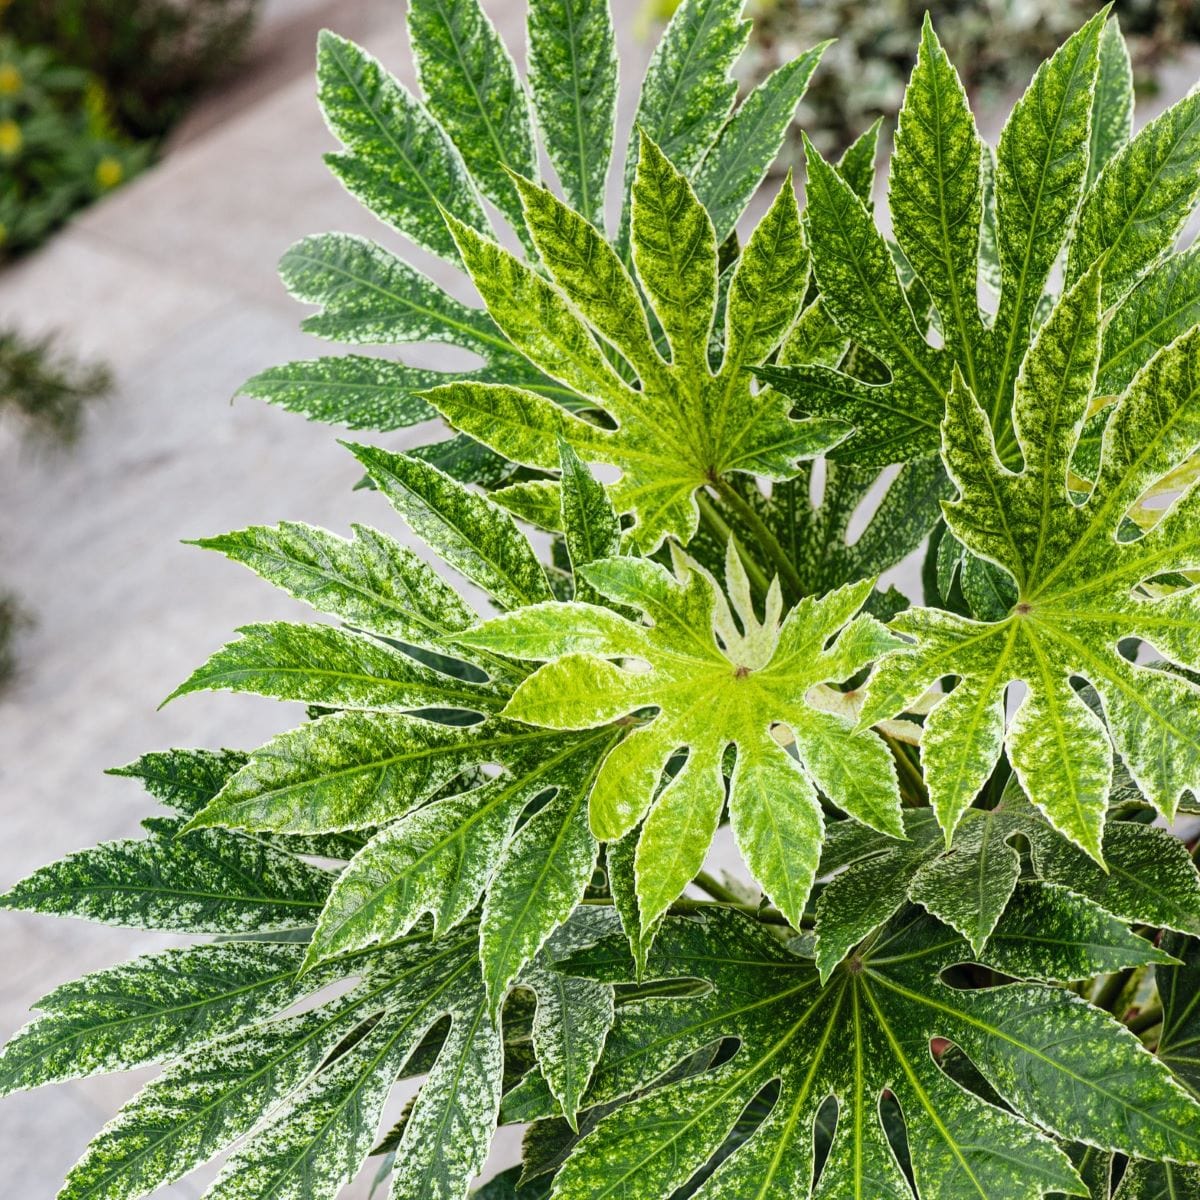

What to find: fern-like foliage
left=5, top=6, right=1200, bottom=1200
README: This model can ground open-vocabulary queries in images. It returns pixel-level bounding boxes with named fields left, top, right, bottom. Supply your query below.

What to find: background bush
left=2, top=0, right=260, bottom=140
left=0, top=37, right=147, bottom=256
left=643, top=0, right=1200, bottom=155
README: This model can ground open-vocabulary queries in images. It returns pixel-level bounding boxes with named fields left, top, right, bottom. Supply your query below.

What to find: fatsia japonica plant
left=5, top=0, right=1200, bottom=1197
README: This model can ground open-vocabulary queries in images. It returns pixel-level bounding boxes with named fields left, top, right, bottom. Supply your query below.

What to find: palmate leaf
left=51, top=932, right=492, bottom=1200
left=427, top=140, right=846, bottom=551
left=810, top=800, right=1200, bottom=979
left=180, top=451, right=624, bottom=1006
left=458, top=550, right=901, bottom=933
left=538, top=909, right=1200, bottom=1199
left=762, top=14, right=1200, bottom=473
left=861, top=269, right=1200, bottom=860
left=253, top=0, right=822, bottom=439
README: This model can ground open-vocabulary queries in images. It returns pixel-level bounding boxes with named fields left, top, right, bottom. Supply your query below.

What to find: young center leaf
left=542, top=909, right=1200, bottom=1200
left=861, top=270, right=1200, bottom=861
left=458, top=548, right=902, bottom=933
left=425, top=140, right=848, bottom=552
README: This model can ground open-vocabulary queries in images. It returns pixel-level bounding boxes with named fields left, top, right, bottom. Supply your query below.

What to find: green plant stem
left=695, top=491, right=771, bottom=596
left=1126, top=1002, right=1163, bottom=1036
left=884, top=732, right=927, bottom=806
left=1093, top=968, right=1135, bottom=1015
left=693, top=869, right=744, bottom=906
left=710, top=475, right=807, bottom=600
left=582, top=894, right=799, bottom=928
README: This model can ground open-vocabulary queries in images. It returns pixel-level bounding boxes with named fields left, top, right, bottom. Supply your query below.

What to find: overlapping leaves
left=760, top=12, right=1200, bottom=473
left=519, top=909, right=1200, bottom=1200
left=172, top=446, right=635, bottom=1024
left=459, top=546, right=901, bottom=933
left=862, top=270, right=1200, bottom=860
left=428, top=137, right=844, bottom=551
left=243, top=0, right=828, bottom=451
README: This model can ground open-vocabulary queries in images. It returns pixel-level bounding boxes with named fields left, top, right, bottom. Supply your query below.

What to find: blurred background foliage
left=0, top=0, right=261, bottom=260
left=2, top=0, right=259, bottom=141
left=0, top=37, right=148, bottom=257
left=641, top=0, right=1200, bottom=156
left=0, top=1, right=258, bottom=684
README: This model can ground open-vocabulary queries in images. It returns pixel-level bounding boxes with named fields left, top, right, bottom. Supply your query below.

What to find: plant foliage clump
left=5, top=3, right=1200, bottom=1199
left=0, top=36, right=147, bottom=256
left=2, top=0, right=260, bottom=140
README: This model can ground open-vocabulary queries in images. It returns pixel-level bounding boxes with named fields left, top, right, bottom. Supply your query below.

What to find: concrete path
left=0, top=3, right=1196, bottom=1195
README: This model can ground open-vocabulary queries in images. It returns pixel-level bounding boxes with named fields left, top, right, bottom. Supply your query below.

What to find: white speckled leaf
left=317, top=30, right=487, bottom=260
left=459, top=554, right=901, bottom=930
left=547, top=909, right=1200, bottom=1199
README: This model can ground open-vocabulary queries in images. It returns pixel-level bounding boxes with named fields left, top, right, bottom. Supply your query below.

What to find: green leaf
left=317, top=30, right=487, bottom=261
left=985, top=12, right=1105, bottom=434
left=550, top=910, right=1200, bottom=1198
left=185, top=712, right=559, bottom=834
left=519, top=909, right=617, bottom=1129
left=813, top=808, right=1022, bottom=978
left=0, top=820, right=330, bottom=932
left=759, top=134, right=951, bottom=465
left=691, top=43, right=827, bottom=244
left=348, top=442, right=553, bottom=610
left=1068, top=87, right=1200, bottom=308
left=279, top=233, right=508, bottom=357
left=889, top=15, right=986, bottom=396
left=459, top=554, right=901, bottom=931
left=407, top=0, right=536, bottom=233
left=863, top=275, right=1200, bottom=859
left=557, top=442, right=620, bottom=605
left=432, top=153, right=844, bottom=551
left=616, top=0, right=749, bottom=247
left=301, top=728, right=614, bottom=997
left=107, top=746, right=249, bottom=816
left=1032, top=818, right=1200, bottom=937
left=1099, top=244, right=1200, bottom=398
left=478, top=730, right=615, bottom=1009
left=166, top=621, right=504, bottom=713
left=526, top=0, right=617, bottom=228
left=237, top=356, right=441, bottom=432
left=0, top=943, right=311, bottom=1096
left=980, top=882, right=1175, bottom=983
left=191, top=521, right=482, bottom=649
left=720, top=455, right=950, bottom=601
left=1086, top=17, right=1134, bottom=191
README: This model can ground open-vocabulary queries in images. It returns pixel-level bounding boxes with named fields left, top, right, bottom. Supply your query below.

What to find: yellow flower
left=95, top=156, right=124, bottom=190
left=0, top=119, right=22, bottom=156
left=0, top=64, right=22, bottom=96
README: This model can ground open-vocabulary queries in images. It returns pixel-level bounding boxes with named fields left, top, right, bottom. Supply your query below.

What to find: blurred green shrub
left=0, top=37, right=148, bottom=255
left=0, top=325, right=111, bottom=686
left=0, top=324, right=111, bottom=444
left=2, top=0, right=260, bottom=140
left=641, top=0, right=1200, bottom=157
